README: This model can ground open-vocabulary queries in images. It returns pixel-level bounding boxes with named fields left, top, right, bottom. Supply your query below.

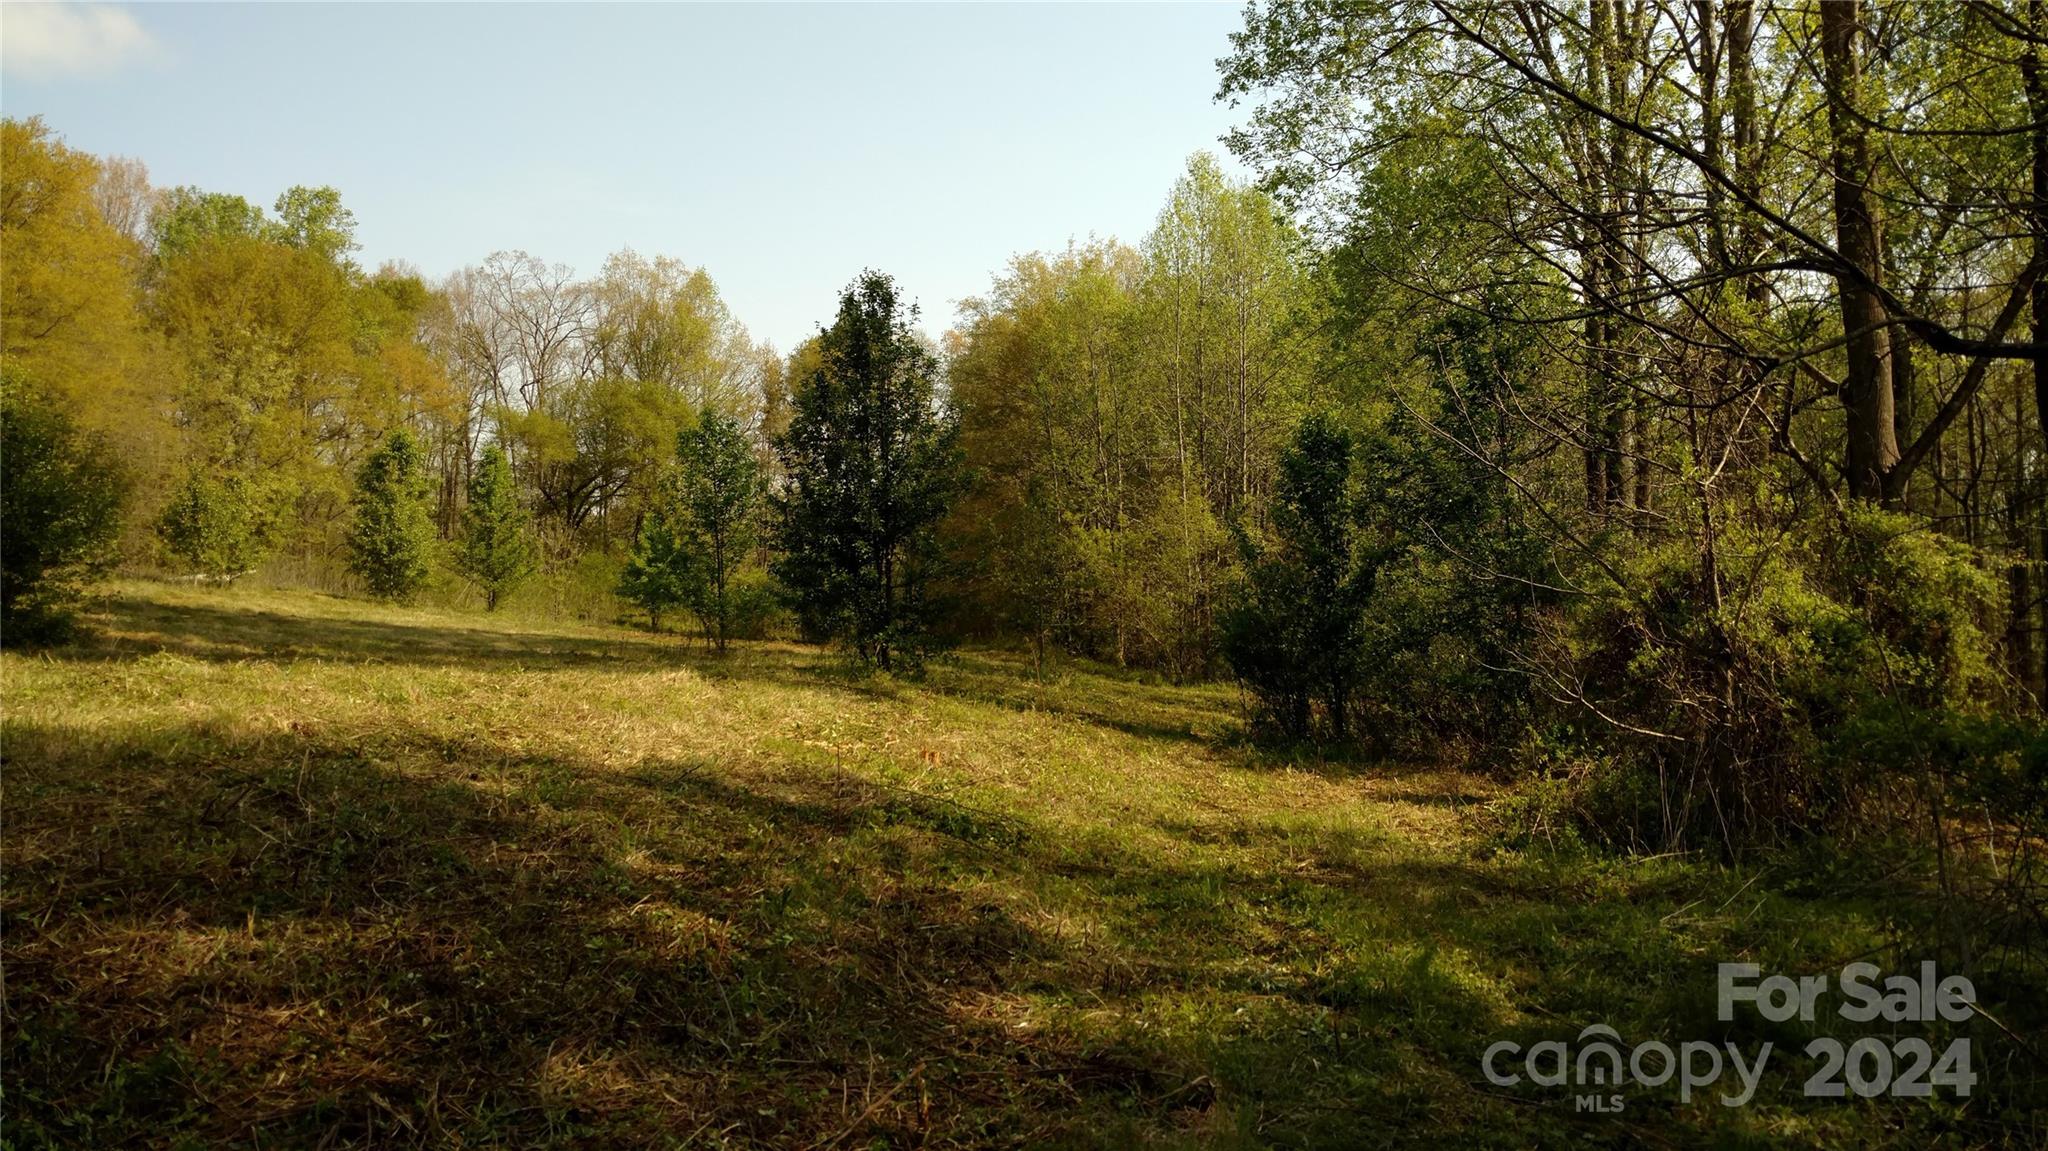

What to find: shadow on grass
left=5, top=720, right=1191, bottom=1148
left=62, top=590, right=1239, bottom=753
left=10, top=710, right=2001, bottom=1150
left=916, top=655, right=1237, bottom=749
left=69, top=592, right=737, bottom=672
left=11, top=592, right=2033, bottom=1147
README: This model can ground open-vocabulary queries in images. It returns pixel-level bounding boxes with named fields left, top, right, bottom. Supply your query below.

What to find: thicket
left=0, top=376, right=127, bottom=641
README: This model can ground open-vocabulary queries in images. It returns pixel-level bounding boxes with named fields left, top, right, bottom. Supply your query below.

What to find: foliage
left=0, top=118, right=161, bottom=475
left=773, top=271, right=962, bottom=672
left=617, top=469, right=694, bottom=631
left=1552, top=503, right=2011, bottom=851
left=155, top=470, right=268, bottom=581
left=269, top=185, right=358, bottom=266
left=946, top=158, right=1317, bottom=674
left=455, top=443, right=535, bottom=610
left=7, top=581, right=2037, bottom=1148
left=148, top=186, right=267, bottom=260
left=717, top=566, right=786, bottom=641
left=345, top=429, right=436, bottom=601
left=0, top=378, right=127, bottom=640
left=674, top=410, right=763, bottom=650
left=1350, top=308, right=1553, bottom=751
left=1222, top=413, right=1372, bottom=741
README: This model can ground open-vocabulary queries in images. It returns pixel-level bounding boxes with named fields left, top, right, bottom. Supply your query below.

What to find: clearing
left=0, top=582, right=2011, bottom=1147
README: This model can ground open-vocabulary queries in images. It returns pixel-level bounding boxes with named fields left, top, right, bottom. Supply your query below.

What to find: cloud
left=2, top=4, right=157, bottom=80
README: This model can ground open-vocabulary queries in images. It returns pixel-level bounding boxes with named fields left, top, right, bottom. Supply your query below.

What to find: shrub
left=1222, top=414, right=1371, bottom=742
left=346, top=428, right=436, bottom=601
left=156, top=471, right=268, bottom=581
left=0, top=379, right=126, bottom=641
left=618, top=470, right=694, bottom=632
left=1557, top=502, right=2011, bottom=851
left=721, top=567, right=786, bottom=641
left=455, top=443, right=535, bottom=610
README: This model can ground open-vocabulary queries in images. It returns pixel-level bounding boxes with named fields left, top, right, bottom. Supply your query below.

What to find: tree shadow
left=10, top=592, right=2017, bottom=1146
left=5, top=718, right=1225, bottom=1148
left=65, top=592, right=724, bottom=671
left=58, top=590, right=1240, bottom=754
left=914, top=651, right=1239, bottom=749
left=5, top=706, right=1953, bottom=1149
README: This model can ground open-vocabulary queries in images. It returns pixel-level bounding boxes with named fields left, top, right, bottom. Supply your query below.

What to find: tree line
left=0, top=116, right=967, bottom=670
left=5, top=0, right=2047, bottom=881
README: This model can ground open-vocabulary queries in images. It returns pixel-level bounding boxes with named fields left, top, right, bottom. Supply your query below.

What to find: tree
left=347, top=428, right=436, bottom=600
left=618, top=470, right=694, bottom=632
left=148, top=186, right=266, bottom=261
left=456, top=443, right=535, bottom=610
left=1, top=118, right=156, bottom=442
left=0, top=378, right=127, bottom=640
left=1221, top=413, right=1371, bottom=742
left=157, top=471, right=266, bottom=580
left=270, top=185, right=358, bottom=267
left=675, top=411, right=762, bottom=651
left=774, top=271, right=962, bottom=671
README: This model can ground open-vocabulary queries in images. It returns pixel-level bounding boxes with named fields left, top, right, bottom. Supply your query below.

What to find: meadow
left=1, top=582, right=2031, bottom=1148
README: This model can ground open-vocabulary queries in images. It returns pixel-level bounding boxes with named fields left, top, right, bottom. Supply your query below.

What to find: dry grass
left=1, top=581, right=2037, bottom=1147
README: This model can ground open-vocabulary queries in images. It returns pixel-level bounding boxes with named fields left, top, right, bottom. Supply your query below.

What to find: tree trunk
left=1820, top=0, right=1900, bottom=501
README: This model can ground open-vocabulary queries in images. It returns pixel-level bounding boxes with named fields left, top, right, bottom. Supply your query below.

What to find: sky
left=0, top=2, right=1255, bottom=350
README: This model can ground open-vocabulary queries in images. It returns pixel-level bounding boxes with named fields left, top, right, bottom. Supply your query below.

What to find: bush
left=721, top=567, right=786, bottom=641
left=346, top=429, right=436, bottom=601
left=1555, top=502, right=2011, bottom=851
left=0, top=380, right=127, bottom=641
left=1350, top=391, right=1551, bottom=754
left=618, top=470, right=694, bottom=631
left=455, top=444, right=536, bottom=610
left=157, top=471, right=267, bottom=580
left=1221, top=414, right=1371, bottom=742
left=551, top=550, right=624, bottom=624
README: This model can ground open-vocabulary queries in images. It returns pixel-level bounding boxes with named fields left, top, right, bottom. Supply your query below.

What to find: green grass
left=1, top=582, right=2037, bottom=1148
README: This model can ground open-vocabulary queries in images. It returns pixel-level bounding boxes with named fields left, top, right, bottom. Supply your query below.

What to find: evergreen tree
left=1, top=377, right=127, bottom=640
left=1221, top=414, right=1371, bottom=742
left=773, top=271, right=962, bottom=672
left=456, top=443, right=535, bottom=610
left=346, top=428, right=435, bottom=600
left=675, top=411, right=762, bottom=651
left=157, top=471, right=270, bottom=581
left=618, top=470, right=694, bottom=632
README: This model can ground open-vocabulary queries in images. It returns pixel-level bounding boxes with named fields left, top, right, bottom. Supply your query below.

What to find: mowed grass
left=1, top=582, right=2034, bottom=1148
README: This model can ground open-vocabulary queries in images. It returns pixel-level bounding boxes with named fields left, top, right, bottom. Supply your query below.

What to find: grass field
left=2, top=582, right=2036, bottom=1148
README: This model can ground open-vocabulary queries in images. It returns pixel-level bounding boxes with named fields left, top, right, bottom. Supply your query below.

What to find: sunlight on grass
left=0, top=582, right=1969, bottom=1148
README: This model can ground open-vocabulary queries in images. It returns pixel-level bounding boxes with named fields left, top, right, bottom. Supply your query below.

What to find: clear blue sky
left=1, top=2, right=1254, bottom=349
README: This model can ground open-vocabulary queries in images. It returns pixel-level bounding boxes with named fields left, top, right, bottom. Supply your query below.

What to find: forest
left=4, top=2, right=2048, bottom=1147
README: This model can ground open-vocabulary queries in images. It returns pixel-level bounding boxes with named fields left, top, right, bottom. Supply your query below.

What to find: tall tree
left=455, top=443, right=535, bottom=610
left=1819, top=0, right=1899, bottom=502
left=675, top=411, right=762, bottom=651
left=347, top=428, right=436, bottom=600
left=774, top=271, right=962, bottom=671
left=0, top=118, right=158, bottom=449
left=1221, top=413, right=1371, bottom=742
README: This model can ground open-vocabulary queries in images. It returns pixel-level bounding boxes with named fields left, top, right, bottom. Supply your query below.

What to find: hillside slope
left=0, top=583, right=2006, bottom=1148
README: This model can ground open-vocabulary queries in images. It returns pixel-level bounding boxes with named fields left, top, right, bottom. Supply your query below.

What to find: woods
left=4, top=5, right=2046, bottom=853
left=4, top=3, right=2048, bottom=1144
